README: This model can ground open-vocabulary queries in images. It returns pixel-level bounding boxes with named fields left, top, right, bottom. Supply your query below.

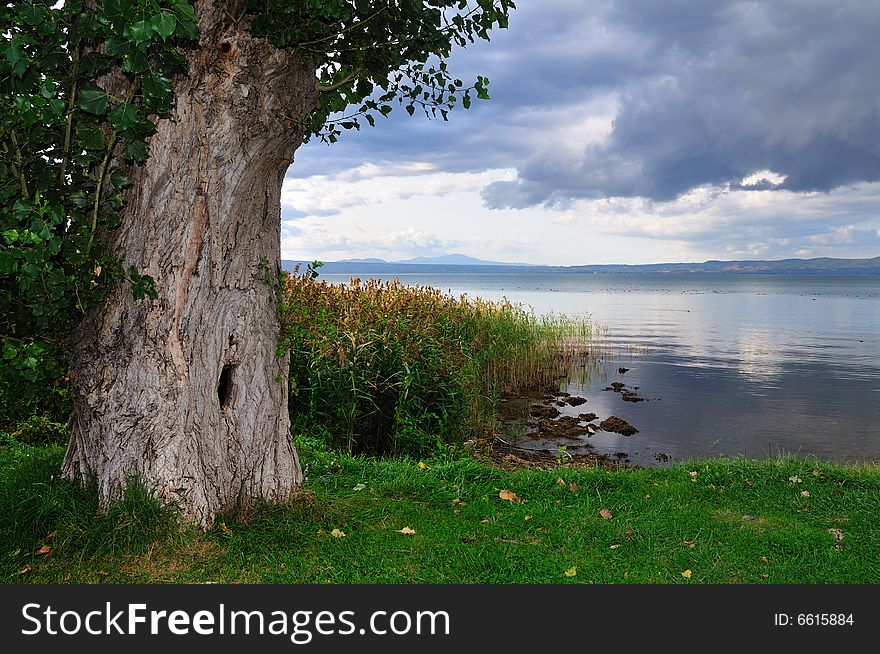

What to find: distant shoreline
left=283, top=257, right=880, bottom=277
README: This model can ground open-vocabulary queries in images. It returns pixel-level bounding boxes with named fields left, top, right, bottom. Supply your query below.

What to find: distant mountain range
left=282, top=255, right=880, bottom=275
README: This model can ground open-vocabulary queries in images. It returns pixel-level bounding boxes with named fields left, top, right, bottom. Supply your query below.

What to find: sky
left=279, top=0, right=880, bottom=266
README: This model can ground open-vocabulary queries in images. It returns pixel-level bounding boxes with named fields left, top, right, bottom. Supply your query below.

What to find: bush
left=282, top=273, right=598, bottom=457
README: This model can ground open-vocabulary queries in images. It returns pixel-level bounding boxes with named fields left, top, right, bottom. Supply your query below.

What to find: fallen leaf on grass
left=564, top=566, right=577, bottom=577
left=97, top=571, right=110, bottom=577
left=398, top=527, right=416, bottom=535
left=35, top=545, right=51, bottom=556
left=800, top=490, right=811, bottom=498
left=556, top=477, right=566, bottom=487
left=352, top=483, right=366, bottom=491
left=760, top=556, right=769, bottom=564
left=681, top=569, right=692, bottom=579
left=689, top=471, right=698, bottom=482
left=610, top=544, right=620, bottom=550
left=16, top=566, right=31, bottom=576
left=569, top=483, right=578, bottom=492
left=499, top=489, right=523, bottom=504
left=451, top=498, right=465, bottom=506
left=524, top=515, right=532, bottom=521
left=480, top=519, right=490, bottom=524
left=789, top=475, right=802, bottom=484
left=828, top=528, right=844, bottom=541
left=453, top=509, right=461, bottom=515
left=812, top=469, right=822, bottom=478
left=599, top=508, right=613, bottom=519
left=417, top=462, right=428, bottom=470
left=330, top=528, right=346, bottom=538
left=682, top=540, right=696, bottom=548
left=218, top=522, right=234, bottom=537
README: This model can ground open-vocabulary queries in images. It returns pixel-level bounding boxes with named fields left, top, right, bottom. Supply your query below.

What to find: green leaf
left=150, top=13, right=177, bottom=40
left=123, top=139, right=148, bottom=162
left=77, top=85, right=108, bottom=115
left=129, top=20, right=153, bottom=45
left=108, top=104, right=138, bottom=131
left=142, top=74, right=172, bottom=99
left=110, top=168, right=133, bottom=190
left=77, top=125, right=105, bottom=150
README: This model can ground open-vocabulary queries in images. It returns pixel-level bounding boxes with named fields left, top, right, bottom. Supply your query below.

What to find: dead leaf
left=682, top=540, right=696, bottom=548
left=556, top=477, right=566, bottom=487
left=812, top=469, right=822, bottom=477
left=480, top=519, right=490, bottom=524
left=330, top=528, right=346, bottom=538
left=417, top=462, right=428, bottom=470
left=16, top=566, right=31, bottom=576
left=97, top=571, right=110, bottom=577
left=828, top=528, right=844, bottom=541
left=564, top=566, right=577, bottom=577
left=800, top=490, right=810, bottom=498
left=524, top=515, right=532, bottom=521
left=451, top=498, right=465, bottom=506
left=644, top=494, right=651, bottom=499
left=352, top=483, right=366, bottom=491
left=499, top=489, right=523, bottom=504
left=689, top=471, right=698, bottom=482
left=569, top=482, right=578, bottom=492
left=681, top=569, right=692, bottom=579
left=398, top=527, right=416, bottom=535
left=760, top=556, right=769, bottom=564
left=610, top=544, right=620, bottom=549
left=453, top=509, right=461, bottom=515
left=789, top=475, right=802, bottom=484
left=35, top=545, right=51, bottom=556
left=599, top=508, right=613, bottom=519
left=218, top=522, right=234, bottom=537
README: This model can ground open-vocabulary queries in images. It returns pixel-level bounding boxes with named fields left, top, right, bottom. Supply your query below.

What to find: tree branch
left=316, top=68, right=362, bottom=93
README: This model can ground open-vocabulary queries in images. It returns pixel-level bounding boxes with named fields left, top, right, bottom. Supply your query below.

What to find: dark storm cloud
left=483, top=0, right=880, bottom=207
left=287, top=1, right=880, bottom=212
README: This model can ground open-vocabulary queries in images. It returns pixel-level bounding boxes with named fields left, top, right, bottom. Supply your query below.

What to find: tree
left=1, top=0, right=513, bottom=527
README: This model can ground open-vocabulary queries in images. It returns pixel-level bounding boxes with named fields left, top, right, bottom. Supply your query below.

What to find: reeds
left=281, top=273, right=601, bottom=457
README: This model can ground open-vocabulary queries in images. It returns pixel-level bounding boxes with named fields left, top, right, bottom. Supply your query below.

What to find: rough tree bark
left=62, top=3, right=320, bottom=527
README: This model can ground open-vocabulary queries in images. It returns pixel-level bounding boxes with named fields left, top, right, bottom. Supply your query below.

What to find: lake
left=320, top=271, right=880, bottom=466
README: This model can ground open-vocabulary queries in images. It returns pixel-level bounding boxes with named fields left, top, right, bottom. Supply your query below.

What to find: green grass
left=3, top=437, right=878, bottom=584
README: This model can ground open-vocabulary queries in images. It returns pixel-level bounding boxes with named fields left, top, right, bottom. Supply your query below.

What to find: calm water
left=322, top=272, right=880, bottom=466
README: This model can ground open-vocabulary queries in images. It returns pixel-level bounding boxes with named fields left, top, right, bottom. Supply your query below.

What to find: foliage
left=1, top=0, right=199, bottom=420
left=281, top=272, right=597, bottom=457
left=247, top=0, right=514, bottom=143
left=1, top=1, right=514, bottom=425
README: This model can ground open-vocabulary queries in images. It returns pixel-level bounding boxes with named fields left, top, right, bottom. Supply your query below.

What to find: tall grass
left=281, top=273, right=601, bottom=457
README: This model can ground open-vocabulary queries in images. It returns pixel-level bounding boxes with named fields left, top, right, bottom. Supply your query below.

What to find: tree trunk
left=62, top=6, right=320, bottom=528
